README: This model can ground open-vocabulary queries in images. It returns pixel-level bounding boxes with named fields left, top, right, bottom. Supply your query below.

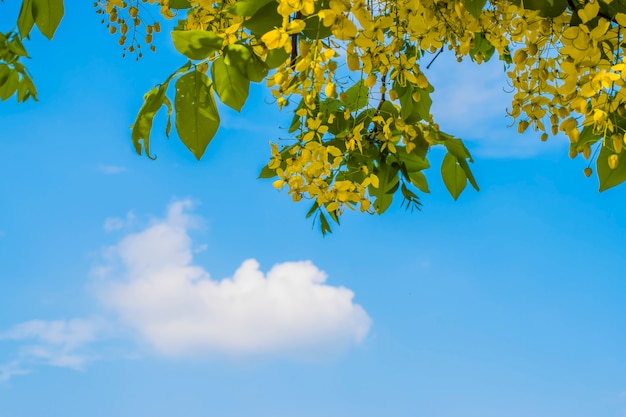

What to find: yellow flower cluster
left=102, top=0, right=626, bottom=229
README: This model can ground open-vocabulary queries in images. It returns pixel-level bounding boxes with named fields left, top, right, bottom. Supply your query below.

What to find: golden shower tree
left=3, top=0, right=626, bottom=232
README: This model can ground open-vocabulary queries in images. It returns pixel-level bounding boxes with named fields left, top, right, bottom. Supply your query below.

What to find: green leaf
left=266, top=48, right=289, bottom=69
left=378, top=100, right=399, bottom=119
left=132, top=85, right=167, bottom=158
left=369, top=161, right=399, bottom=214
left=243, top=2, right=282, bottom=37
left=246, top=54, right=269, bottom=82
left=169, top=0, right=191, bottom=9
left=17, top=0, right=35, bottom=38
left=345, top=79, right=368, bottom=111
left=0, top=65, right=10, bottom=86
left=398, top=85, right=418, bottom=123
left=175, top=71, right=220, bottom=160
left=597, top=146, right=626, bottom=191
left=441, top=153, right=467, bottom=200
left=318, top=212, right=333, bottom=235
left=409, top=171, right=430, bottom=193
left=16, top=72, right=36, bottom=102
left=211, top=56, right=250, bottom=111
left=443, top=137, right=472, bottom=160
left=227, top=0, right=274, bottom=16
left=224, top=43, right=268, bottom=82
left=457, top=158, right=479, bottom=191
left=132, top=62, right=190, bottom=158
left=302, top=15, right=333, bottom=40
left=258, top=164, right=277, bottom=179
left=464, top=0, right=487, bottom=19
left=224, top=44, right=252, bottom=75
left=413, top=87, right=433, bottom=121
left=469, top=32, right=495, bottom=62
left=8, top=36, right=29, bottom=57
left=0, top=70, right=19, bottom=101
left=395, top=146, right=430, bottom=172
left=163, top=95, right=173, bottom=137
left=171, top=30, right=222, bottom=60
left=32, top=0, right=64, bottom=40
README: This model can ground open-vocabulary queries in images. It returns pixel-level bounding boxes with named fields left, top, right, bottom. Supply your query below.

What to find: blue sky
left=1, top=3, right=626, bottom=417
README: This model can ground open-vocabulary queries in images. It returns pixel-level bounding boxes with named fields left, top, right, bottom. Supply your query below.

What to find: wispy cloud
left=103, top=211, right=135, bottom=232
left=96, top=164, right=127, bottom=175
left=0, top=361, right=30, bottom=383
left=95, top=200, right=371, bottom=358
left=0, top=318, right=103, bottom=381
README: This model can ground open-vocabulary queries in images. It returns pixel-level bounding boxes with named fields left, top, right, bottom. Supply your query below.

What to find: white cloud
left=96, top=164, right=127, bottom=175
left=0, top=318, right=102, bottom=381
left=0, top=361, right=30, bottom=382
left=103, top=211, right=135, bottom=232
left=96, top=200, right=371, bottom=358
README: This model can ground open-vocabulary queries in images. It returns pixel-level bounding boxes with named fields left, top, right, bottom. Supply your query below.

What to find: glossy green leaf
left=464, top=0, right=487, bottom=19
left=175, top=71, right=220, bottom=160
left=597, top=146, right=626, bottom=191
left=17, top=0, right=35, bottom=38
left=396, top=146, right=430, bottom=172
left=409, top=171, right=430, bottom=193
left=266, top=48, right=290, bottom=69
left=224, top=44, right=268, bottom=82
left=224, top=44, right=251, bottom=72
left=211, top=57, right=249, bottom=112
left=243, top=2, right=282, bottom=37
left=227, top=0, right=274, bottom=16
left=441, top=153, right=467, bottom=200
left=32, top=0, right=64, bottom=40
left=171, top=30, right=222, bottom=60
left=132, top=62, right=190, bottom=158
left=443, top=137, right=472, bottom=160
left=345, top=79, right=368, bottom=111
left=246, top=55, right=269, bottom=82
left=132, top=85, right=167, bottom=158
left=457, top=158, right=479, bottom=191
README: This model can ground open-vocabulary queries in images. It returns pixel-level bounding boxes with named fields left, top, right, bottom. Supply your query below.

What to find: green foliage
left=10, top=0, right=626, bottom=234
left=17, top=0, right=64, bottom=39
left=0, top=31, right=37, bottom=102
left=211, top=57, right=249, bottom=112
left=171, top=30, right=222, bottom=61
left=175, top=70, right=220, bottom=160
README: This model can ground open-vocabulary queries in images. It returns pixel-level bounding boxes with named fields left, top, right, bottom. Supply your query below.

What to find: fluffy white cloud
left=96, top=200, right=371, bottom=357
left=0, top=318, right=102, bottom=378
